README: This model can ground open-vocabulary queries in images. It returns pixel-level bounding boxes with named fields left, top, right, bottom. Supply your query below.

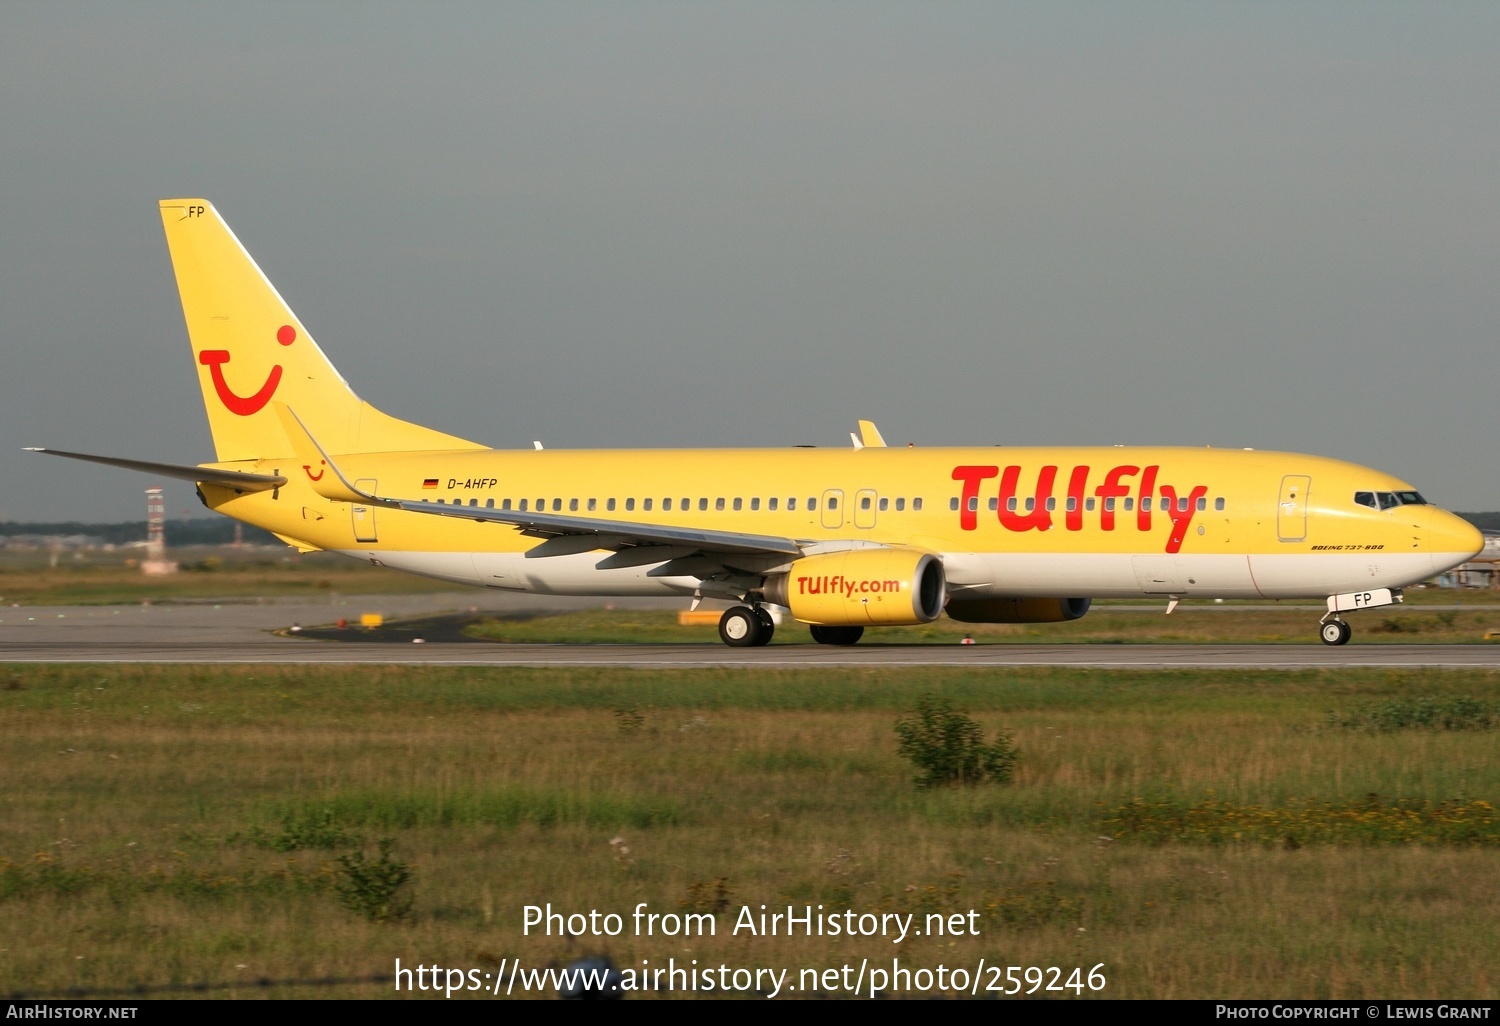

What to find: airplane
left=29, top=199, right=1485, bottom=648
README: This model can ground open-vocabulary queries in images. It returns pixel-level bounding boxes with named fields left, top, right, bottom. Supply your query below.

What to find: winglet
left=271, top=403, right=379, bottom=504
left=857, top=420, right=887, bottom=448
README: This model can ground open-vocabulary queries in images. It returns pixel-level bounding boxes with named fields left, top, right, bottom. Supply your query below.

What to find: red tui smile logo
left=200, top=325, right=296, bottom=416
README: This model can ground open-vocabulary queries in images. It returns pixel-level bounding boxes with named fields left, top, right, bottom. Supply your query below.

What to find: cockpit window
left=1355, top=490, right=1428, bottom=510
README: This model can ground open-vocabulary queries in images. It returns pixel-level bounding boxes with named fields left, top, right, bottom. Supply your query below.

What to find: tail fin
left=159, top=199, right=484, bottom=462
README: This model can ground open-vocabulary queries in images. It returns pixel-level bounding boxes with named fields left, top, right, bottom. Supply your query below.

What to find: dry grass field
left=2, top=663, right=1497, bottom=999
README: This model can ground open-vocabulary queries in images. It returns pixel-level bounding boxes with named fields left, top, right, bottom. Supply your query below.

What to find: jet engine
left=945, top=597, right=1092, bottom=623
left=762, top=549, right=946, bottom=626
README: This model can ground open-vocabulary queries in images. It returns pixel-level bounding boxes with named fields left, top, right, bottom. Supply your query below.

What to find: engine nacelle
left=945, top=597, right=1092, bottom=624
left=762, top=549, right=946, bottom=626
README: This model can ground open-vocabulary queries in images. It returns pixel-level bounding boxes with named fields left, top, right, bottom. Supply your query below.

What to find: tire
left=1320, top=620, right=1351, bottom=646
left=751, top=606, right=775, bottom=646
left=809, top=624, right=864, bottom=646
left=719, top=606, right=764, bottom=648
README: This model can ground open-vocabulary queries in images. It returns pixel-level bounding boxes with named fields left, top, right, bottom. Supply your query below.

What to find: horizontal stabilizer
left=24, top=448, right=286, bottom=491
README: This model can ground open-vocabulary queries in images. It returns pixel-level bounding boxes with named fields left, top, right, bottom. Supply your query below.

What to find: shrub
left=894, top=694, right=1018, bottom=788
left=247, top=808, right=360, bottom=851
left=1329, top=696, right=1497, bottom=732
left=335, top=839, right=413, bottom=923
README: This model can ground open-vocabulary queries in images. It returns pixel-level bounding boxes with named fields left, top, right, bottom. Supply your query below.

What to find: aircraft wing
left=380, top=497, right=804, bottom=557
left=25, top=448, right=286, bottom=491
left=272, top=404, right=803, bottom=559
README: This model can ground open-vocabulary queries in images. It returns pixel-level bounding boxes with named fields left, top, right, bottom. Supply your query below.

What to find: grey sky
left=4, top=1, right=1498, bottom=522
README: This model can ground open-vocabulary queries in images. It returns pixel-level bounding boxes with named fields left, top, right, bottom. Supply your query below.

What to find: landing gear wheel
left=809, top=625, right=865, bottom=646
left=752, top=606, right=775, bottom=646
left=1320, top=620, right=1352, bottom=646
left=719, top=606, right=766, bottom=648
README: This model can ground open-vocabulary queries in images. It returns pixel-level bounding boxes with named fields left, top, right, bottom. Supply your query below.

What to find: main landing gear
left=809, top=625, right=864, bottom=646
left=1319, top=615, right=1353, bottom=646
left=719, top=605, right=775, bottom=647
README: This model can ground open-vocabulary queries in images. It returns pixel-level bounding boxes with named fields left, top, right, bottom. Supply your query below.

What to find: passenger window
left=502, top=498, right=512, bottom=510
left=1086, top=497, right=1096, bottom=511
left=588, top=498, right=597, bottom=511
left=968, top=497, right=979, bottom=512
left=860, top=497, right=871, bottom=510
left=552, top=498, right=561, bottom=511
left=912, top=498, right=922, bottom=511
left=1066, top=497, right=1076, bottom=512
left=809, top=498, right=817, bottom=511
left=486, top=499, right=494, bottom=509
left=879, top=497, right=888, bottom=511
left=828, top=497, right=838, bottom=510
left=895, top=497, right=905, bottom=511
left=607, top=498, right=616, bottom=511
left=662, top=498, right=671, bottom=511
left=1025, top=498, right=1036, bottom=512
left=787, top=498, right=796, bottom=511
left=569, top=498, right=578, bottom=512
left=1104, top=498, right=1115, bottom=511
left=1123, top=498, right=1133, bottom=511
left=769, top=498, right=778, bottom=511
left=626, top=498, right=635, bottom=511
left=1141, top=497, right=1152, bottom=512
left=1006, top=497, right=1017, bottom=512
left=470, top=498, right=478, bottom=507
left=536, top=498, right=544, bottom=510
left=751, top=498, right=760, bottom=511
left=1178, top=497, right=1188, bottom=512
left=519, top=499, right=528, bottom=512
left=643, top=499, right=652, bottom=511
left=699, top=498, right=708, bottom=511
left=1196, top=497, right=1206, bottom=511
left=1214, top=497, right=1225, bottom=511
left=950, top=498, right=960, bottom=511
left=1046, top=497, right=1056, bottom=511
left=988, top=497, right=998, bottom=511
left=716, top=498, right=725, bottom=511
left=733, top=498, right=743, bottom=511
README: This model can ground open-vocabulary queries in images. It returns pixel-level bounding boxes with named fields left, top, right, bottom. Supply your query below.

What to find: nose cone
left=1422, top=509, right=1484, bottom=575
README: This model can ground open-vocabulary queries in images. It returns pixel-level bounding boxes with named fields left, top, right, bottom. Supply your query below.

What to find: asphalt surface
left=3, top=593, right=1500, bottom=668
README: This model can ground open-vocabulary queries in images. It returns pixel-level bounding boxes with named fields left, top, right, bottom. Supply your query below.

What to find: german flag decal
left=422, top=478, right=439, bottom=489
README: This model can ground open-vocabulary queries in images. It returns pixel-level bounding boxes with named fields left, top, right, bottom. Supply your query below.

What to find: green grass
left=2, top=664, right=1499, bottom=999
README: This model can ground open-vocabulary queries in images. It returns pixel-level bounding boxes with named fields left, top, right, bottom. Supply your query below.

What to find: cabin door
left=352, top=479, right=378, bottom=543
left=1277, top=475, right=1310, bottom=542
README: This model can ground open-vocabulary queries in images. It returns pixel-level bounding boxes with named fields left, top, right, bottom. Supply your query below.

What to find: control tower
left=141, top=487, right=179, bottom=575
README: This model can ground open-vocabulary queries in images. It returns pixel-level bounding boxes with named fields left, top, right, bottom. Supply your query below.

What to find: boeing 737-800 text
left=29, top=200, right=1484, bottom=647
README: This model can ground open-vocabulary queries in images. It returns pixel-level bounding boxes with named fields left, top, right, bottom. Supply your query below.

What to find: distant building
left=1437, top=531, right=1500, bottom=588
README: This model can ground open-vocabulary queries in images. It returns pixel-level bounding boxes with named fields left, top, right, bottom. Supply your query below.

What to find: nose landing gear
left=1319, top=615, right=1353, bottom=646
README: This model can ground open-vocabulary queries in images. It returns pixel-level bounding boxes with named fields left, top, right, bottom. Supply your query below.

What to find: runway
left=3, top=594, right=1499, bottom=668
